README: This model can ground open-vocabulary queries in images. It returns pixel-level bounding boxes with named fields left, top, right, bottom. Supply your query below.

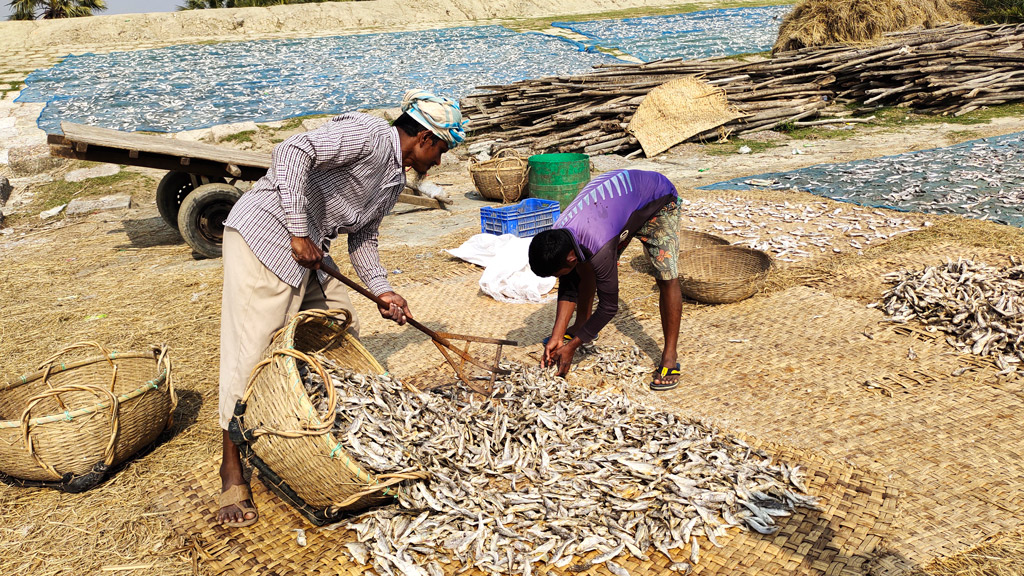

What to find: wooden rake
left=319, top=260, right=516, bottom=395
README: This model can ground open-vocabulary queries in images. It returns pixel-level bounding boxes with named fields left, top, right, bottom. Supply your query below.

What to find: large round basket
left=229, top=309, right=428, bottom=526
left=0, top=342, right=175, bottom=492
left=679, top=229, right=730, bottom=252
left=678, top=246, right=774, bottom=304
left=470, top=149, right=530, bottom=203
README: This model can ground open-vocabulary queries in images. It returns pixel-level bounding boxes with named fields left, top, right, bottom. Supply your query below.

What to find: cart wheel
left=177, top=183, right=242, bottom=259
left=156, top=171, right=224, bottom=232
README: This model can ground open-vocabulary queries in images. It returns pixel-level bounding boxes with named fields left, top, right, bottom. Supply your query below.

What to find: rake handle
left=318, top=260, right=454, bottom=349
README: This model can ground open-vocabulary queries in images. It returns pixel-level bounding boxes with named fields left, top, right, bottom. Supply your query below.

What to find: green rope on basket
left=329, top=442, right=344, bottom=459
left=63, top=410, right=72, bottom=422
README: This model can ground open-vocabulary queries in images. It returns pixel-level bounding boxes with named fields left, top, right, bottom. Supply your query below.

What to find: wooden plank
left=396, top=193, right=449, bottom=209
left=49, top=144, right=267, bottom=180
left=60, top=122, right=271, bottom=169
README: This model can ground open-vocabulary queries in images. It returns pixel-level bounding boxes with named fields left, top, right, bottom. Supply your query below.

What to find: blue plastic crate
left=480, top=198, right=561, bottom=238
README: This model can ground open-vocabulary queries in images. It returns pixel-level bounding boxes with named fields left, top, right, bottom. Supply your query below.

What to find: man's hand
left=378, top=291, right=412, bottom=325
left=290, top=236, right=323, bottom=269
left=543, top=339, right=579, bottom=377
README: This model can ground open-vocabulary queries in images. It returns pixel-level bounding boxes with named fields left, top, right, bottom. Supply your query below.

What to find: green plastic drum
left=527, top=153, right=591, bottom=211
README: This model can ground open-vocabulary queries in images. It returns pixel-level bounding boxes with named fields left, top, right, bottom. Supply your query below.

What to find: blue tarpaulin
left=17, top=26, right=618, bottom=134
left=551, top=5, right=792, bottom=62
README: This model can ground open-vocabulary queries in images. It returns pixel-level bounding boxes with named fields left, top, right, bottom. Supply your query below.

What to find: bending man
left=217, top=90, right=467, bottom=527
left=528, top=169, right=682, bottom=391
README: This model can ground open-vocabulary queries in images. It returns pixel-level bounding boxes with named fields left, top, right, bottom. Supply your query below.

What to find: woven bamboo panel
left=276, top=256, right=1024, bottom=571
left=157, top=442, right=896, bottom=576
left=634, top=286, right=1024, bottom=572
left=627, top=76, right=744, bottom=157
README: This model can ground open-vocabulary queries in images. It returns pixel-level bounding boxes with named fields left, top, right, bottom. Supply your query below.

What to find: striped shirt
left=224, top=113, right=405, bottom=295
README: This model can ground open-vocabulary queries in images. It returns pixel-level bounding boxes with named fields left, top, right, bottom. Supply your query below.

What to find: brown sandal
left=218, top=484, right=259, bottom=528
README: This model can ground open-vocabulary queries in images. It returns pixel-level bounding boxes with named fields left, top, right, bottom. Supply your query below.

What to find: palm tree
left=7, top=0, right=106, bottom=19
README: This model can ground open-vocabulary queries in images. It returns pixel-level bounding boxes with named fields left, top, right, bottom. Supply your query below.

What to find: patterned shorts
left=619, top=198, right=680, bottom=281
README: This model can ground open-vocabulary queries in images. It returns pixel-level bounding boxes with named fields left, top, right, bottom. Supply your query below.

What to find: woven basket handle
left=153, top=345, right=178, bottom=430
left=19, top=383, right=120, bottom=480
left=328, top=469, right=432, bottom=511
left=37, top=341, right=117, bottom=412
left=241, top=348, right=337, bottom=439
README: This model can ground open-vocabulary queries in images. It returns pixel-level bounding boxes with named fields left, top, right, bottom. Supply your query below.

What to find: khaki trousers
left=219, top=228, right=359, bottom=430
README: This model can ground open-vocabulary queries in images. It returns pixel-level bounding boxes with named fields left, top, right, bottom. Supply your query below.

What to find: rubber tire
left=177, top=183, right=242, bottom=259
left=156, top=171, right=224, bottom=232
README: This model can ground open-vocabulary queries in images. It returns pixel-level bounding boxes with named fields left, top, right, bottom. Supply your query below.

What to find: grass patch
left=269, top=114, right=332, bottom=133
left=32, top=169, right=154, bottom=211
left=768, top=102, right=1024, bottom=141
left=1, top=80, right=24, bottom=99
left=946, top=129, right=983, bottom=143
left=219, top=129, right=255, bottom=143
left=704, top=138, right=779, bottom=155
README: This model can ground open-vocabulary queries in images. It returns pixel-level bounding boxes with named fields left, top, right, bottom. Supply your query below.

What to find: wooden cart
left=48, top=122, right=448, bottom=259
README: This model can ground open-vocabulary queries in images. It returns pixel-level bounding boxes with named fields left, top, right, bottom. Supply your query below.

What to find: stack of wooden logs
left=462, top=23, right=1024, bottom=156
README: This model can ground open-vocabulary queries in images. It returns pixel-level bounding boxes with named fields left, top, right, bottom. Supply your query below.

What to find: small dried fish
left=297, top=347, right=819, bottom=576
left=881, top=258, right=1024, bottom=372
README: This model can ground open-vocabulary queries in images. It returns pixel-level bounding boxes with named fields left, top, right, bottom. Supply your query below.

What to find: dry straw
left=774, top=0, right=975, bottom=53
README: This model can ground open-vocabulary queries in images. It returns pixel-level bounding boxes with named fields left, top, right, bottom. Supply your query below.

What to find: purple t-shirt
left=553, top=169, right=677, bottom=342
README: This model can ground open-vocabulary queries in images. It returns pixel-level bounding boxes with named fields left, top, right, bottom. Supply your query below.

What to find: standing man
left=528, top=169, right=682, bottom=391
left=217, top=90, right=467, bottom=527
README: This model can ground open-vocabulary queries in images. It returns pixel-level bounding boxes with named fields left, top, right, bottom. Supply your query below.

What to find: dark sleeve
left=574, top=247, right=618, bottom=343
left=557, top=268, right=580, bottom=303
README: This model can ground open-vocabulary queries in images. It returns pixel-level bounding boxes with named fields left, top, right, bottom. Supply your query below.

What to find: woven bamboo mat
left=635, top=286, right=1024, bottom=573
left=156, top=442, right=896, bottom=576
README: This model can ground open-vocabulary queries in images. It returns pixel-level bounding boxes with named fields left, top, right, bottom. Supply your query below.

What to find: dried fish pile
left=700, top=131, right=1024, bottom=228
left=880, top=258, right=1024, bottom=375
left=300, top=353, right=818, bottom=576
left=463, top=23, right=1024, bottom=156
left=680, top=198, right=926, bottom=263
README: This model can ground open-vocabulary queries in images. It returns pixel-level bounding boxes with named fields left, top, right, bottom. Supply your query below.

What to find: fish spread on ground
left=298, top=348, right=819, bottom=576
left=879, top=257, right=1024, bottom=375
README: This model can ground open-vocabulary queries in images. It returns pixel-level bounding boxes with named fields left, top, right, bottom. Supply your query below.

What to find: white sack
left=445, top=234, right=556, bottom=304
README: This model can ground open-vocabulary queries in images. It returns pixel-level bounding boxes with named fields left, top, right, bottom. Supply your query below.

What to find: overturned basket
left=679, top=229, right=731, bottom=252
left=470, top=149, right=530, bottom=203
left=678, top=245, right=774, bottom=304
left=0, top=342, right=175, bottom=492
left=229, top=309, right=429, bottom=526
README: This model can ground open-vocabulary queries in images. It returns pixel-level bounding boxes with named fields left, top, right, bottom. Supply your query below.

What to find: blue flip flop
left=650, top=363, right=681, bottom=391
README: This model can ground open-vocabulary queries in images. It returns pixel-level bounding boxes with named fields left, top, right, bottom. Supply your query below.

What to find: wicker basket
left=470, top=149, right=530, bottom=203
left=678, top=246, right=774, bottom=304
left=679, top=229, right=731, bottom=252
left=229, top=309, right=429, bottom=526
left=0, top=342, right=176, bottom=492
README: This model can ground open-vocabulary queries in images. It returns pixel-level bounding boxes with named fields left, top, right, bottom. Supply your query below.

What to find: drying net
left=551, top=5, right=792, bottom=62
left=17, top=26, right=618, bottom=134
left=698, top=132, right=1024, bottom=228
